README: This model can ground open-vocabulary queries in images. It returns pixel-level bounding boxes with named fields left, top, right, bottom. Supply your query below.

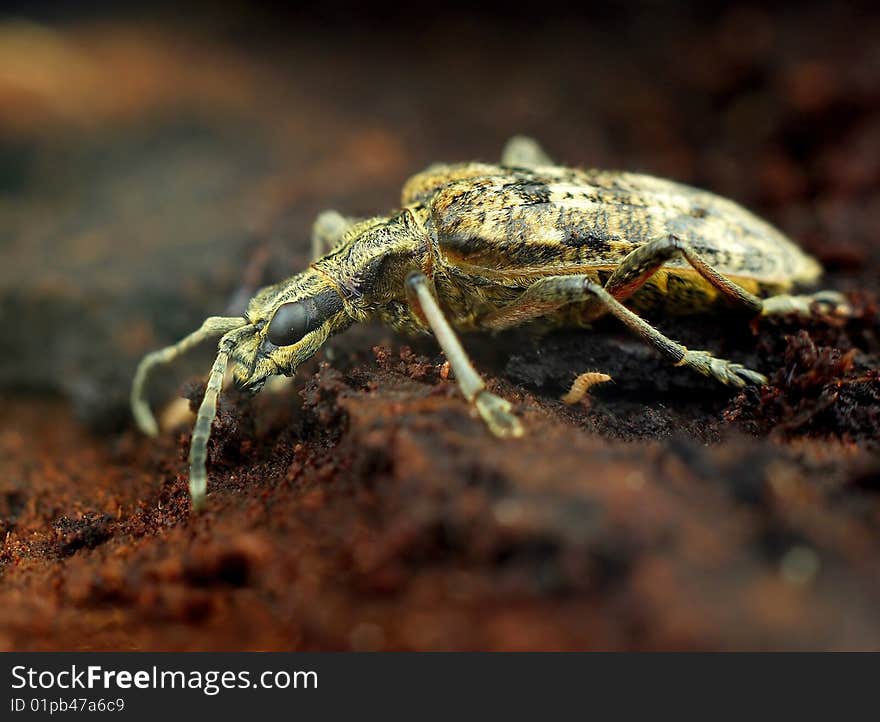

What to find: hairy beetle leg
left=676, top=350, right=768, bottom=387
left=483, top=275, right=767, bottom=390
left=761, top=290, right=851, bottom=317
left=474, top=391, right=523, bottom=438
left=406, top=271, right=524, bottom=438
left=605, top=234, right=764, bottom=313
left=604, top=234, right=850, bottom=320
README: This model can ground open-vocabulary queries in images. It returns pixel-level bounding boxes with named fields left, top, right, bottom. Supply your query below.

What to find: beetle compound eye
left=266, top=291, right=343, bottom=347
left=267, top=302, right=308, bottom=346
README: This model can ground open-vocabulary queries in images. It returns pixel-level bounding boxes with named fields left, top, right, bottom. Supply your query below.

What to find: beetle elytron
left=132, top=136, right=846, bottom=509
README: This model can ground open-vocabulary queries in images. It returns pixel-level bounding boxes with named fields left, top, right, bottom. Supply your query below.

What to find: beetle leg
left=760, top=290, right=851, bottom=317
left=605, top=235, right=764, bottom=312
left=484, top=275, right=767, bottom=388
left=311, top=210, right=365, bottom=260
left=605, top=235, right=851, bottom=317
left=405, top=271, right=524, bottom=438
left=501, top=136, right=554, bottom=168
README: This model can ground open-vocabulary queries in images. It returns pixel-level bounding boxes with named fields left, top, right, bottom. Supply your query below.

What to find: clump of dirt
left=726, top=295, right=880, bottom=442
left=52, top=514, right=115, bottom=558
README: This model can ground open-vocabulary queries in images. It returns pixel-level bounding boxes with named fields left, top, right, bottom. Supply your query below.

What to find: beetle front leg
left=405, top=272, right=524, bottom=438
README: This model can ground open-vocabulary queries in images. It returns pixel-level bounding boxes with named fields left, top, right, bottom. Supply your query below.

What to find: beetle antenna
left=188, top=327, right=248, bottom=511
left=131, top=316, right=246, bottom=436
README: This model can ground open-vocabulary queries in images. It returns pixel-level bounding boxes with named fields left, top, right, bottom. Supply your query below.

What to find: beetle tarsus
left=762, top=291, right=851, bottom=318
left=475, top=391, right=525, bottom=438
left=678, top=350, right=767, bottom=387
left=406, top=271, right=524, bottom=438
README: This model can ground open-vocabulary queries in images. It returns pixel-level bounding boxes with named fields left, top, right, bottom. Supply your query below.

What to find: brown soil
left=1, top=3, right=879, bottom=650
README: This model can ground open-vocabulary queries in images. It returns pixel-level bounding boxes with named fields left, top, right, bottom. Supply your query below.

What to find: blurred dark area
left=0, top=1, right=878, bottom=650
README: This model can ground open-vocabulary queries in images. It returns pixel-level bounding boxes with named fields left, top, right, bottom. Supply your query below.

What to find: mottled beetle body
left=132, top=136, right=845, bottom=509
left=402, top=163, right=822, bottom=325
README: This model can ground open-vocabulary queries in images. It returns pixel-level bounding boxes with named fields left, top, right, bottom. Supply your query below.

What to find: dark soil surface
left=1, top=3, right=879, bottom=650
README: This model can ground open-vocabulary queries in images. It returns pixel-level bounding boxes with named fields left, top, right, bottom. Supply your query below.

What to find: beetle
left=131, top=136, right=847, bottom=509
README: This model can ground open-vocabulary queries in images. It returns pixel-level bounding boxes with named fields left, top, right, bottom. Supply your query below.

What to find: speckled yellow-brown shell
left=402, top=162, right=821, bottom=294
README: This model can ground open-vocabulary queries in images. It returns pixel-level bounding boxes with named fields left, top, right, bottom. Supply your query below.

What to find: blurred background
left=1, top=1, right=879, bottom=650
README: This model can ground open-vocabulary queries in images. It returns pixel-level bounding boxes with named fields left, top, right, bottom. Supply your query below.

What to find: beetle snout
left=234, top=363, right=269, bottom=395
left=230, top=340, right=274, bottom=395
left=236, top=376, right=267, bottom=396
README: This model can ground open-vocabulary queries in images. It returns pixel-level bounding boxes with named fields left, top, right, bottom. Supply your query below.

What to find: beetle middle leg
left=605, top=235, right=849, bottom=317
left=482, top=275, right=768, bottom=388
left=501, top=135, right=554, bottom=168
left=405, top=271, right=524, bottom=438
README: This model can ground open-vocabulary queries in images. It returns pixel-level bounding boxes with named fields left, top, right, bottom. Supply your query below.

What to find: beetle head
left=233, top=269, right=350, bottom=393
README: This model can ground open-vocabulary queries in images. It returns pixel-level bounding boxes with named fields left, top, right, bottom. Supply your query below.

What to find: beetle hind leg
left=761, top=290, right=851, bottom=317
left=482, top=275, right=767, bottom=389
left=605, top=235, right=764, bottom=313
left=675, top=349, right=767, bottom=387
left=605, top=234, right=850, bottom=318
left=405, top=272, right=524, bottom=438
